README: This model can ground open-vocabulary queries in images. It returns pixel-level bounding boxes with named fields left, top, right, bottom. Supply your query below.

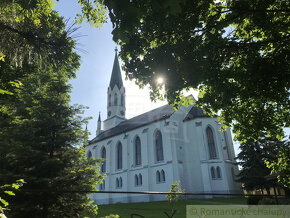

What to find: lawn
left=97, top=197, right=247, bottom=218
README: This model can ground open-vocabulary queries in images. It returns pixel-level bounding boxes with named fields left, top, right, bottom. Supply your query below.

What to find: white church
left=86, top=51, right=241, bottom=204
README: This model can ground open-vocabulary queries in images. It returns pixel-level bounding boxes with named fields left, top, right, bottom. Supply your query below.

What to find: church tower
left=103, top=49, right=126, bottom=130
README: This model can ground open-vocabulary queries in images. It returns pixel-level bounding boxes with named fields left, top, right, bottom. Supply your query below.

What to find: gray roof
left=183, top=106, right=210, bottom=121
left=109, top=51, right=123, bottom=89
left=89, top=104, right=209, bottom=144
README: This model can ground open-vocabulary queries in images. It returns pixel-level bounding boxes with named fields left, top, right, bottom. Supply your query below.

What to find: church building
left=86, top=50, right=241, bottom=204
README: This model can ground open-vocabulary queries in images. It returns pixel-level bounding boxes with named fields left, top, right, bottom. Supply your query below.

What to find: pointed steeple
left=97, top=112, right=102, bottom=136
left=109, top=48, right=123, bottom=89
left=98, top=112, right=101, bottom=122
left=103, top=49, right=126, bottom=131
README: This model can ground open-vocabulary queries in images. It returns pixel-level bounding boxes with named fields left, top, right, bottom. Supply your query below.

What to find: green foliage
left=0, top=179, right=24, bottom=215
left=0, top=3, right=105, bottom=214
left=100, top=215, right=120, bottom=218
left=102, top=0, right=289, bottom=142
left=166, top=181, right=183, bottom=217
left=266, top=143, right=290, bottom=188
left=76, top=0, right=107, bottom=28
left=0, top=58, right=104, bottom=216
left=0, top=0, right=106, bottom=69
left=98, top=198, right=247, bottom=218
left=0, top=0, right=108, bottom=217
left=236, top=136, right=285, bottom=191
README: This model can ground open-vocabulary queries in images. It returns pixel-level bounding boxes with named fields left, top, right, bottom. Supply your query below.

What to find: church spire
left=98, top=111, right=101, bottom=122
left=97, top=112, right=102, bottom=136
left=109, top=48, right=123, bottom=89
left=103, top=48, right=126, bottom=131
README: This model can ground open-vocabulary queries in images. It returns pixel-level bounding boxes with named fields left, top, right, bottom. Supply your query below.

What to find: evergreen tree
left=0, top=1, right=108, bottom=217
left=0, top=59, right=104, bottom=217
left=236, top=137, right=283, bottom=194
left=0, top=5, right=105, bottom=215
left=267, top=140, right=290, bottom=188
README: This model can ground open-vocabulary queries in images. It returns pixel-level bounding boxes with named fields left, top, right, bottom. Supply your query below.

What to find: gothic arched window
left=100, top=180, right=105, bottom=190
left=114, top=93, right=118, bottom=105
left=121, top=94, right=124, bottom=106
left=161, top=170, right=165, bottom=182
left=211, top=166, right=216, bottom=179
left=116, top=178, right=119, bottom=188
left=135, top=174, right=138, bottom=186
left=206, top=127, right=217, bottom=159
left=155, top=130, right=164, bottom=162
left=139, top=174, right=142, bottom=185
left=101, top=147, right=106, bottom=173
left=117, top=142, right=122, bottom=169
left=216, top=166, right=222, bottom=179
left=108, top=94, right=111, bottom=106
left=156, top=170, right=161, bottom=183
left=134, top=136, right=142, bottom=166
left=87, top=150, right=92, bottom=160
left=119, top=177, right=122, bottom=187
left=224, top=132, right=231, bottom=160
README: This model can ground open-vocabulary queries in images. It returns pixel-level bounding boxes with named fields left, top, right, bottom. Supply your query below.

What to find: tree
left=0, top=2, right=106, bottom=216
left=0, top=58, right=104, bottom=217
left=0, top=179, right=24, bottom=218
left=236, top=136, right=284, bottom=193
left=0, top=0, right=106, bottom=69
left=266, top=141, right=290, bottom=188
left=102, top=0, right=289, bottom=142
left=165, top=181, right=183, bottom=218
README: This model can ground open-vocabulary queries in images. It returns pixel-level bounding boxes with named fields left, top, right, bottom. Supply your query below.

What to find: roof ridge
left=89, top=104, right=173, bottom=143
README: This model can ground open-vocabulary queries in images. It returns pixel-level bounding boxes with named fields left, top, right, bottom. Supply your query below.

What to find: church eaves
left=89, top=104, right=209, bottom=144
left=109, top=49, right=123, bottom=89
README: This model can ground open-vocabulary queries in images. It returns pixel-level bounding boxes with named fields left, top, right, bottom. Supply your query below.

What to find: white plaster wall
left=104, top=85, right=126, bottom=130
left=86, top=118, right=176, bottom=204
left=86, top=106, right=241, bottom=205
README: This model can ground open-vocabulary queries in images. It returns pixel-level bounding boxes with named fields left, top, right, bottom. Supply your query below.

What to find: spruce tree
left=236, top=137, right=283, bottom=194
left=0, top=60, right=104, bottom=217
left=0, top=8, right=104, bottom=216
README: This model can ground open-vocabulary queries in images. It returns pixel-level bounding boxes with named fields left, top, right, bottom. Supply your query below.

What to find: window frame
left=114, top=93, right=118, bottom=105
left=121, top=94, right=124, bottom=106
left=135, top=174, right=139, bottom=186
left=154, top=130, right=164, bottom=162
left=134, top=136, right=142, bottom=166
left=156, top=170, right=161, bottom=183
left=139, top=174, right=142, bottom=185
left=108, top=94, right=111, bottom=106
left=116, top=142, right=123, bottom=170
left=216, top=166, right=222, bottom=179
left=101, top=146, right=106, bottom=173
left=206, top=126, right=218, bottom=160
left=211, top=166, right=216, bottom=179
left=116, top=178, right=119, bottom=188
left=161, top=170, right=165, bottom=182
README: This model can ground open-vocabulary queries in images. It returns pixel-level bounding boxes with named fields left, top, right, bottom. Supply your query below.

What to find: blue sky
left=55, top=0, right=166, bottom=140
left=54, top=1, right=242, bottom=154
left=55, top=1, right=288, bottom=154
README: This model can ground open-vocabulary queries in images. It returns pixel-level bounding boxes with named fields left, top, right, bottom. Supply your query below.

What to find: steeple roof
left=109, top=48, right=123, bottom=89
left=98, top=112, right=101, bottom=122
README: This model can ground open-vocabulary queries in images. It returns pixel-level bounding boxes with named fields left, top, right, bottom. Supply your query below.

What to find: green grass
left=97, top=197, right=247, bottom=218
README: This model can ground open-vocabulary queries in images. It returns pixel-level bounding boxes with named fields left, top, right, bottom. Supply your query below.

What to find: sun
left=157, top=77, right=164, bottom=84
